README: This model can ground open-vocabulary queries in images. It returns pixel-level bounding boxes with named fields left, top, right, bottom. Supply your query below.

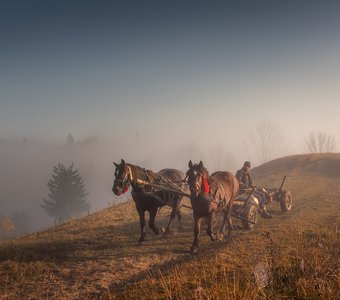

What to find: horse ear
left=121, top=159, right=126, bottom=165
left=199, top=161, right=203, bottom=168
left=188, top=160, right=193, bottom=169
left=113, top=162, right=118, bottom=167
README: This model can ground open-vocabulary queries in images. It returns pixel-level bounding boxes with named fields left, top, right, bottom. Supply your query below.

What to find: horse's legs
left=207, top=212, right=217, bottom=241
left=191, top=213, right=202, bottom=254
left=149, top=207, right=163, bottom=235
left=220, top=210, right=227, bottom=238
left=164, top=206, right=177, bottom=234
left=165, top=198, right=184, bottom=233
left=176, top=209, right=184, bottom=231
left=226, top=207, right=233, bottom=237
left=176, top=197, right=184, bottom=231
left=137, top=209, right=146, bottom=242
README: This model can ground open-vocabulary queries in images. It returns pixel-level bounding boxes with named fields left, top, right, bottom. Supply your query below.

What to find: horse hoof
left=138, top=238, right=145, bottom=243
left=163, top=229, right=172, bottom=236
left=191, top=246, right=198, bottom=254
left=210, top=234, right=218, bottom=241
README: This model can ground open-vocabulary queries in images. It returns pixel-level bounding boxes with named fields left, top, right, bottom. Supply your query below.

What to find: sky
left=1, top=0, right=340, bottom=231
left=1, top=0, right=340, bottom=149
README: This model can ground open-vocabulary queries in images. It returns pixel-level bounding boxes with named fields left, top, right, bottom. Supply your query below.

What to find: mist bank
left=0, top=134, right=248, bottom=235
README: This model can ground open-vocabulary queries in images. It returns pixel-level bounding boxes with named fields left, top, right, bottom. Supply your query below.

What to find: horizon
left=1, top=0, right=340, bottom=233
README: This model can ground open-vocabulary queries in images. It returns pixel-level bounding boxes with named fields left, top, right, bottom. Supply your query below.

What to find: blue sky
left=1, top=0, right=340, bottom=152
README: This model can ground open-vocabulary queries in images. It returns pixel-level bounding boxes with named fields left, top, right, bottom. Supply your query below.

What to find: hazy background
left=1, top=0, right=339, bottom=233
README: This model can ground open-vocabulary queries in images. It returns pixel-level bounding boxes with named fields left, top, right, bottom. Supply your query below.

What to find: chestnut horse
left=186, top=160, right=239, bottom=254
left=112, top=159, right=186, bottom=242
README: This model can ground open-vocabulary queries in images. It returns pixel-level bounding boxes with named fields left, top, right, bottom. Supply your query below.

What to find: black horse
left=112, top=159, right=186, bottom=242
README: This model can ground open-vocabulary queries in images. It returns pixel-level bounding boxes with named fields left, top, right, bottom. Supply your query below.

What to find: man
left=236, top=161, right=273, bottom=219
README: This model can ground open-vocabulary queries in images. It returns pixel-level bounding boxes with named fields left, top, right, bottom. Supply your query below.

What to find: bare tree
left=304, top=132, right=337, bottom=153
left=210, top=144, right=236, bottom=171
left=244, top=120, right=287, bottom=165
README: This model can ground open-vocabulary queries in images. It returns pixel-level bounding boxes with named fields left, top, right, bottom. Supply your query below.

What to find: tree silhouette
left=304, top=132, right=337, bottom=153
left=41, top=163, right=90, bottom=220
left=244, top=120, right=287, bottom=165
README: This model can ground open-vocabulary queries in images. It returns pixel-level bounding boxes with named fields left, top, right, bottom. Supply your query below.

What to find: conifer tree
left=41, top=163, right=90, bottom=220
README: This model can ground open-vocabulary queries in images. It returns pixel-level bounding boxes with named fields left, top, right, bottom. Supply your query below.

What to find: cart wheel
left=280, top=190, right=293, bottom=212
left=242, top=204, right=258, bottom=230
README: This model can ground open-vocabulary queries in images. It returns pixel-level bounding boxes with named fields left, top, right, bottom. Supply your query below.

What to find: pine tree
left=41, top=163, right=90, bottom=220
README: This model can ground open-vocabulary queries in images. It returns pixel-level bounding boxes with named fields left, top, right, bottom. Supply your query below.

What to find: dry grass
left=114, top=226, right=338, bottom=300
left=0, top=154, right=339, bottom=299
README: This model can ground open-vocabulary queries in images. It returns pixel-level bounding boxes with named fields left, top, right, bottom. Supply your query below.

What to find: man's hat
left=244, top=161, right=251, bottom=168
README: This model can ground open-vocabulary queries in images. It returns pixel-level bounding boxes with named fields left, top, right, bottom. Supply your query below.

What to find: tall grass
left=110, top=226, right=339, bottom=299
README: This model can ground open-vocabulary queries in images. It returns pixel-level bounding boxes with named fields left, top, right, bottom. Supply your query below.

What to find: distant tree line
left=66, top=133, right=98, bottom=147
left=243, top=120, right=338, bottom=166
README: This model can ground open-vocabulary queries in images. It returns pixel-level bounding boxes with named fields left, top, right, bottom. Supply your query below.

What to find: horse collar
left=127, top=165, right=134, bottom=181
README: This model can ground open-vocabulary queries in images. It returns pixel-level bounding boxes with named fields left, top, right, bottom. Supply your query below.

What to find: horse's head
left=186, top=160, right=209, bottom=197
left=112, top=159, right=131, bottom=195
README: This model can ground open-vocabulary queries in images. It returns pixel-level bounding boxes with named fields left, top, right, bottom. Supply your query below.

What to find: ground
left=0, top=154, right=339, bottom=299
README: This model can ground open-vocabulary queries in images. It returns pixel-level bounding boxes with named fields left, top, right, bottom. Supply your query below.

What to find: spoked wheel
left=242, top=204, right=258, bottom=229
left=280, top=190, right=293, bottom=212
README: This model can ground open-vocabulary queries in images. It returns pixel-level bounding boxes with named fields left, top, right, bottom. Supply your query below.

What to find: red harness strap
left=202, top=176, right=210, bottom=193
left=123, top=186, right=129, bottom=193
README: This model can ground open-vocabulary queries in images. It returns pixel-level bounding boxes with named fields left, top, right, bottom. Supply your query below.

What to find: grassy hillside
left=0, top=154, right=339, bottom=299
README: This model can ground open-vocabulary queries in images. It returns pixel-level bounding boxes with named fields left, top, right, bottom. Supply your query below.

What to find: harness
left=200, top=176, right=229, bottom=208
left=127, top=165, right=134, bottom=181
left=202, top=175, right=210, bottom=193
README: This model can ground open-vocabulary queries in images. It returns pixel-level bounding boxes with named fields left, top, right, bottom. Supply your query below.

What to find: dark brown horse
left=186, top=160, right=239, bottom=254
left=112, top=159, right=186, bottom=242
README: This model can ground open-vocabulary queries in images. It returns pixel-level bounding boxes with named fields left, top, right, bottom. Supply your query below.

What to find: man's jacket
left=236, top=168, right=253, bottom=192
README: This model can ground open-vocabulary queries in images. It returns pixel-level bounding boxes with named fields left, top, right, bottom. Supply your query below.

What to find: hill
left=0, top=154, right=339, bottom=299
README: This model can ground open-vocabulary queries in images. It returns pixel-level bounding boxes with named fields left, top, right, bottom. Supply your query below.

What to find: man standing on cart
left=236, top=161, right=273, bottom=219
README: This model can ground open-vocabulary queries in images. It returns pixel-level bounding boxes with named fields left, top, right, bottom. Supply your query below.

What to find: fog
left=1, top=118, right=339, bottom=235
left=1, top=1, right=340, bottom=235
left=0, top=130, right=273, bottom=234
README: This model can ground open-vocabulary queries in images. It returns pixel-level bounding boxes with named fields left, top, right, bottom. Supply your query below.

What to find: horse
left=112, top=159, right=186, bottom=242
left=186, top=160, right=239, bottom=254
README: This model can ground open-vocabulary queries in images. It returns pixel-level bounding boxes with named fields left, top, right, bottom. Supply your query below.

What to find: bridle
left=188, top=169, right=207, bottom=195
left=115, top=164, right=134, bottom=192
